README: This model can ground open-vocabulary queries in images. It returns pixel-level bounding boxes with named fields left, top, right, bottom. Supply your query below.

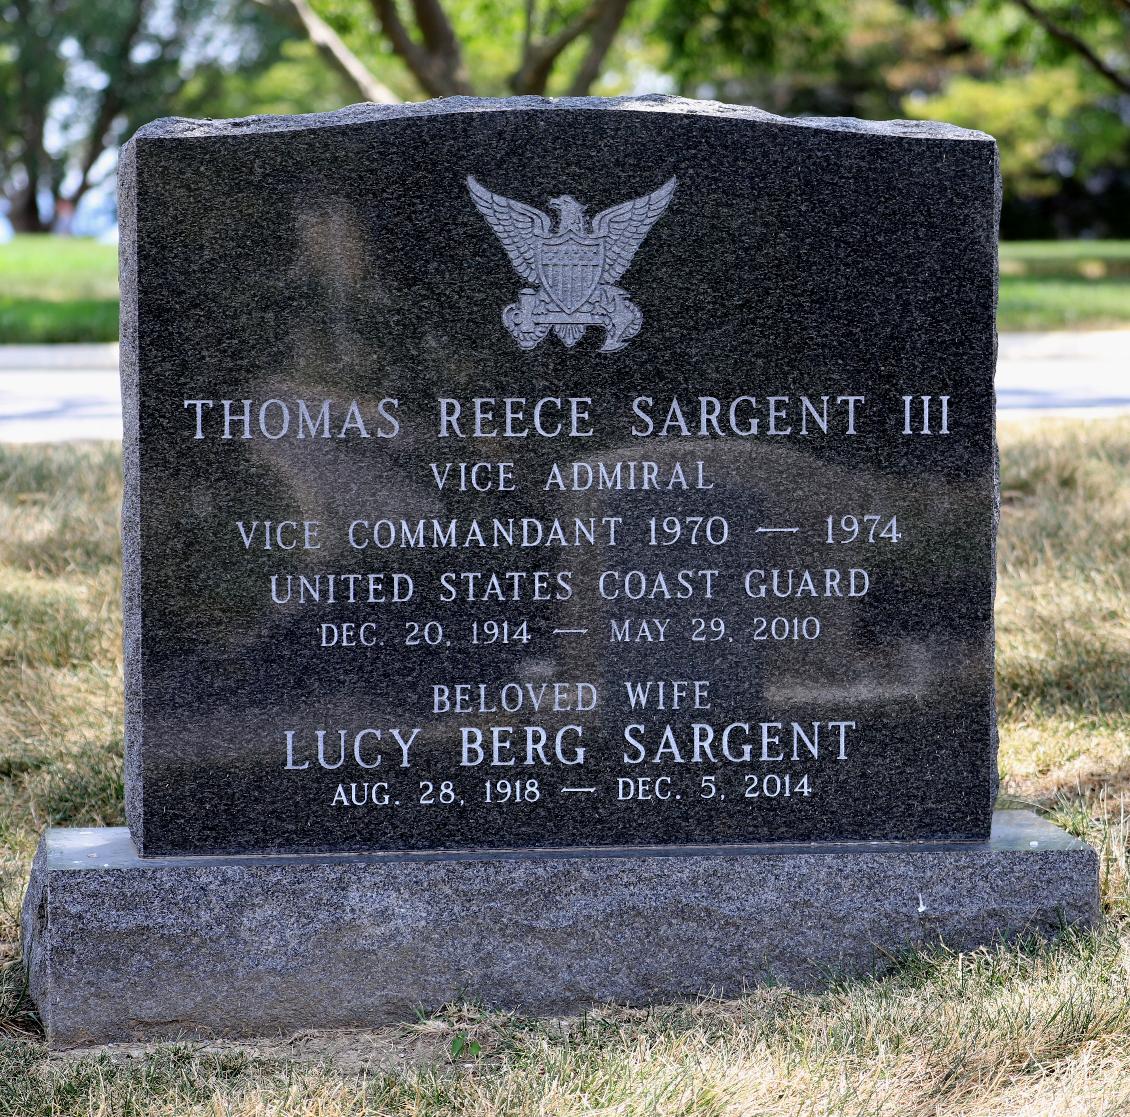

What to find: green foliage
left=310, top=0, right=661, bottom=98
left=648, top=0, right=1130, bottom=234
left=310, top=0, right=405, bottom=90
left=175, top=38, right=355, bottom=119
left=0, top=0, right=290, bottom=230
left=657, top=0, right=848, bottom=98
left=312, top=0, right=512, bottom=97
left=918, top=0, right=1130, bottom=232
left=957, top=0, right=1128, bottom=79
left=654, top=0, right=966, bottom=115
left=906, top=66, right=1126, bottom=197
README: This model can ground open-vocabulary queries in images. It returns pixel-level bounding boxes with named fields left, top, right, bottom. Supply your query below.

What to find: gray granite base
left=24, top=811, right=1098, bottom=1048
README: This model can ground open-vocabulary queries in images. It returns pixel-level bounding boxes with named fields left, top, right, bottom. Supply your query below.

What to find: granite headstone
left=121, top=96, right=1000, bottom=856
left=24, top=97, right=1098, bottom=1048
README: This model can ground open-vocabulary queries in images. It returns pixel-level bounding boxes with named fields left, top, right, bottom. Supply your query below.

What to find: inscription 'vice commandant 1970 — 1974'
left=120, top=97, right=999, bottom=857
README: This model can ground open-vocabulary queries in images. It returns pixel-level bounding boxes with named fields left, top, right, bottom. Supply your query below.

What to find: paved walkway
left=995, top=330, right=1130, bottom=418
left=0, top=332, right=1127, bottom=442
left=0, top=344, right=121, bottom=442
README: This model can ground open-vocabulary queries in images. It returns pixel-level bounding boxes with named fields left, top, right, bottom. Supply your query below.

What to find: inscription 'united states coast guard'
left=467, top=175, right=676, bottom=352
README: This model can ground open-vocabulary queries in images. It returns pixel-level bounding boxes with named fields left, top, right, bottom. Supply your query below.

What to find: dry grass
left=0, top=419, right=1128, bottom=1116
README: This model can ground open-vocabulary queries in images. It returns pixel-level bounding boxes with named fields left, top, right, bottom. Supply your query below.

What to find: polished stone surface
left=24, top=812, right=1097, bottom=1047
left=120, top=96, right=1000, bottom=855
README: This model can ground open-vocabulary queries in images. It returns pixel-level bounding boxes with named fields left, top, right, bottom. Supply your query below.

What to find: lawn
left=0, top=237, right=119, bottom=344
left=0, top=417, right=1128, bottom=1115
left=1, top=236, right=1129, bottom=341
left=999, top=241, right=1130, bottom=331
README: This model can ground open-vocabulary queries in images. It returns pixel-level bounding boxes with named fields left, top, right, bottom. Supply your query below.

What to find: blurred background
left=3, top=10, right=1128, bottom=1106
left=0, top=0, right=1128, bottom=345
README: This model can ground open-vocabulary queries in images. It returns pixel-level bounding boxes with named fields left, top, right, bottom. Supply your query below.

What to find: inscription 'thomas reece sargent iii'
left=181, top=394, right=874, bottom=440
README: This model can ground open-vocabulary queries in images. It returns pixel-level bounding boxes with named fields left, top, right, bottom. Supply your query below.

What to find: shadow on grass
left=997, top=628, right=1130, bottom=718
left=825, top=922, right=1114, bottom=997
left=22, top=738, right=124, bottom=833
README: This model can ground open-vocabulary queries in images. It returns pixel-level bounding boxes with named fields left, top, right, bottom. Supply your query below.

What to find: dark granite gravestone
left=24, top=98, right=1098, bottom=1047
left=121, top=96, right=999, bottom=857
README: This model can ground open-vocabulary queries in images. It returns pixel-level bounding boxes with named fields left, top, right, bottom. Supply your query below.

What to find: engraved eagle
left=466, top=175, right=677, bottom=352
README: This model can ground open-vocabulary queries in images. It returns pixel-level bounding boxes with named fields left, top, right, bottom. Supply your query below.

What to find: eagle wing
left=466, top=176, right=552, bottom=284
left=591, top=176, right=677, bottom=285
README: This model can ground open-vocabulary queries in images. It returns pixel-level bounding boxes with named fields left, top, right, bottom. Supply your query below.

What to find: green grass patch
left=0, top=236, right=119, bottom=344
left=997, top=276, right=1130, bottom=331
left=0, top=422, right=1127, bottom=1112
left=0, top=236, right=119, bottom=299
left=0, top=297, right=119, bottom=344
left=1000, top=240, right=1130, bottom=267
left=997, top=241, right=1130, bottom=330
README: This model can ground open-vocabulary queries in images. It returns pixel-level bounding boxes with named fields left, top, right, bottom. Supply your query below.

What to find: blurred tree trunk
left=2, top=0, right=299, bottom=234
left=567, top=0, right=633, bottom=96
left=61, top=1, right=149, bottom=217
left=368, top=0, right=475, bottom=95
left=268, top=0, right=637, bottom=101
left=255, top=0, right=400, bottom=102
left=3, top=0, right=148, bottom=231
left=7, top=0, right=55, bottom=232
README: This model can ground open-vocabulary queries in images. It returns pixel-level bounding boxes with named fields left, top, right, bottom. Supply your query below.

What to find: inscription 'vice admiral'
left=467, top=175, right=676, bottom=352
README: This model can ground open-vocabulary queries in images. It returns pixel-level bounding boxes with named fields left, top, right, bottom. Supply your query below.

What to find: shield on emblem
left=537, top=232, right=605, bottom=313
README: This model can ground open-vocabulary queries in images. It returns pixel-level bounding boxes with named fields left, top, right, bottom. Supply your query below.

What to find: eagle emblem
left=467, top=175, right=677, bottom=352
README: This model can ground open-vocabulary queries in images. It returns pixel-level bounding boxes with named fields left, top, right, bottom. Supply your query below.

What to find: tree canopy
left=1, top=0, right=1127, bottom=235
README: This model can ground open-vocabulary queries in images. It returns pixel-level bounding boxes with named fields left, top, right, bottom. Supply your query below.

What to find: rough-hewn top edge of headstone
left=124, top=94, right=994, bottom=148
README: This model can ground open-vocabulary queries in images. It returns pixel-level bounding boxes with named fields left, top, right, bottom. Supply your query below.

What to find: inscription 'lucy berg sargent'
left=283, top=717, right=858, bottom=772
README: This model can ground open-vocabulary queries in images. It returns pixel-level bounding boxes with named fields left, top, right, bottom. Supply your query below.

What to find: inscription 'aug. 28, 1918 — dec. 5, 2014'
left=122, top=98, right=998, bottom=857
